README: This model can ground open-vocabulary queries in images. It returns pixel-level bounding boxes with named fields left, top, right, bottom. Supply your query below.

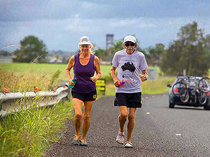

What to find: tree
left=94, top=48, right=106, bottom=59
left=160, top=22, right=210, bottom=76
left=113, top=40, right=124, bottom=52
left=147, top=43, right=165, bottom=66
left=105, top=41, right=124, bottom=61
left=205, top=34, right=210, bottom=68
left=13, top=35, right=48, bottom=63
left=161, top=40, right=183, bottom=74
left=206, top=34, right=210, bottom=50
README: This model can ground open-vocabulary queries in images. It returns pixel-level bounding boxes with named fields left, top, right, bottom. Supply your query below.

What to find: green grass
left=141, top=76, right=175, bottom=94
left=0, top=101, right=73, bottom=157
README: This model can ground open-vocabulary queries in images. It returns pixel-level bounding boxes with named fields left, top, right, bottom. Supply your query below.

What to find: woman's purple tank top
left=72, top=53, right=96, bottom=93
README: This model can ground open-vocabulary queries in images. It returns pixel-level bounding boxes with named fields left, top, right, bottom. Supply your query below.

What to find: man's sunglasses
left=125, top=42, right=135, bottom=47
left=81, top=45, right=89, bottom=48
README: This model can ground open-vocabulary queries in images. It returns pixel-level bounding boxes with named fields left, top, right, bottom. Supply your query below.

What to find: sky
left=0, top=0, right=210, bottom=52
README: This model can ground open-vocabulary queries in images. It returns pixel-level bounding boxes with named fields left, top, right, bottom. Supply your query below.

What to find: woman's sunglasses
left=125, top=42, right=135, bottom=47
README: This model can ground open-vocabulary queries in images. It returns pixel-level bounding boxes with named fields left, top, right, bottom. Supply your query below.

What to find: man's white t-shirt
left=112, top=49, right=148, bottom=93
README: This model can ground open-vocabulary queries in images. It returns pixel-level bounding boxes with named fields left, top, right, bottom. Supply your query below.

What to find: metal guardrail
left=0, top=86, right=70, bottom=117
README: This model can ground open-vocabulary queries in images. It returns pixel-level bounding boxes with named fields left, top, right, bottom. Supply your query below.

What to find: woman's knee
left=75, top=113, right=82, bottom=119
left=120, top=113, right=128, bottom=119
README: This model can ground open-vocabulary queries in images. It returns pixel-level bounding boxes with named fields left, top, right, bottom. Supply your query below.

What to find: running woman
left=111, top=35, right=148, bottom=148
left=65, top=36, right=101, bottom=146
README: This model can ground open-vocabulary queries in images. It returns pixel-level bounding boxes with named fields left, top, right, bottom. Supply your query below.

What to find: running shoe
left=79, top=140, right=88, bottom=146
left=72, top=138, right=80, bottom=145
left=116, top=131, right=124, bottom=144
left=124, top=142, right=133, bottom=148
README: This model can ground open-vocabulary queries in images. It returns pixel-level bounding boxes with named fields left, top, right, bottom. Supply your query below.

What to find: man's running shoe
left=124, top=142, right=133, bottom=148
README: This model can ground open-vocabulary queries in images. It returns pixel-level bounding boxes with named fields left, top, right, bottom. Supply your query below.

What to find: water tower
left=106, top=34, right=114, bottom=49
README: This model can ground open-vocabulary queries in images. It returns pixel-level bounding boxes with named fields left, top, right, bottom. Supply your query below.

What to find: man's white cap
left=123, top=35, right=136, bottom=43
left=79, top=36, right=92, bottom=45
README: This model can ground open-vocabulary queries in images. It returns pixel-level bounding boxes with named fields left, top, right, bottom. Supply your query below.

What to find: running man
left=111, top=35, right=148, bottom=148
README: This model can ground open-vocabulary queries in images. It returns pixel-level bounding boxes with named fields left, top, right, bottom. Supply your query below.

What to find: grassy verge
left=0, top=65, right=74, bottom=157
left=0, top=101, right=73, bottom=157
left=142, top=76, right=175, bottom=94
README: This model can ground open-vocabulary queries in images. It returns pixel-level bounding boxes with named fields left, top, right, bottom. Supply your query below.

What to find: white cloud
left=109, top=18, right=157, bottom=28
left=81, top=1, right=97, bottom=9
left=65, top=15, right=91, bottom=32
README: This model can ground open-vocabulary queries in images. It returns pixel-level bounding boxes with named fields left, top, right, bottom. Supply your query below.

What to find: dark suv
left=167, top=76, right=210, bottom=110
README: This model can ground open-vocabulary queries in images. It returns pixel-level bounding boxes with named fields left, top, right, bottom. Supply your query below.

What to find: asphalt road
left=45, top=94, right=210, bottom=157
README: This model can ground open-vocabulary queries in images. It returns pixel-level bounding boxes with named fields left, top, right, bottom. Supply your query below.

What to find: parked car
left=167, top=76, right=210, bottom=110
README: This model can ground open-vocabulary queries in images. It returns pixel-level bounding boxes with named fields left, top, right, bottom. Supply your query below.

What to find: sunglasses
left=81, top=45, right=89, bottom=48
left=125, top=42, right=135, bottom=47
